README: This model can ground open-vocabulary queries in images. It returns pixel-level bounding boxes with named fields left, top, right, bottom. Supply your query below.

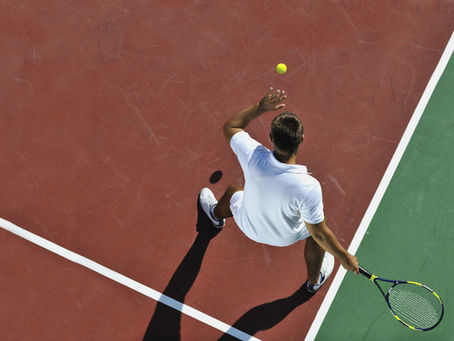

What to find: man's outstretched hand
left=258, top=87, right=287, bottom=112
left=223, top=87, right=287, bottom=142
left=341, top=253, right=359, bottom=274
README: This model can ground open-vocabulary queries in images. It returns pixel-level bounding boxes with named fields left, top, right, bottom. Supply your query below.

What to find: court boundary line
left=0, top=217, right=260, bottom=341
left=305, top=30, right=454, bottom=341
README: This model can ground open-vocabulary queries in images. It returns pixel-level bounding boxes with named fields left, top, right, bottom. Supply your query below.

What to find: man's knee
left=214, top=184, right=243, bottom=219
left=226, top=184, right=243, bottom=195
left=305, top=236, right=323, bottom=250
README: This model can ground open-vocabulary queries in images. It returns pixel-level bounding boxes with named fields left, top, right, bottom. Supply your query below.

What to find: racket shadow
left=218, top=283, right=315, bottom=340
left=142, top=195, right=221, bottom=340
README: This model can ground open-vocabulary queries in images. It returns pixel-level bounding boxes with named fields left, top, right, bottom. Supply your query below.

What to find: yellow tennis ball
left=276, top=63, right=287, bottom=74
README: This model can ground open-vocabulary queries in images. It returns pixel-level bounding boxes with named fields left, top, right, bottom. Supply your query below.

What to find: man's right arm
left=305, top=219, right=359, bottom=274
left=223, top=102, right=264, bottom=142
left=222, top=88, right=287, bottom=142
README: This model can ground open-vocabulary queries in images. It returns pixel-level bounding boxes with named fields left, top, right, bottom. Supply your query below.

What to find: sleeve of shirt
left=300, top=180, right=325, bottom=224
left=230, top=131, right=261, bottom=172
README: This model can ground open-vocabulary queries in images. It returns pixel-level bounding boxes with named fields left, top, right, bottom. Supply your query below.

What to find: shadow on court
left=218, top=283, right=314, bottom=340
left=143, top=195, right=221, bottom=340
left=143, top=191, right=314, bottom=340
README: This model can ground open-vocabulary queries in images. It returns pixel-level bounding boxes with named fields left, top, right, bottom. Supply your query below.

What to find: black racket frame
left=359, top=265, right=444, bottom=331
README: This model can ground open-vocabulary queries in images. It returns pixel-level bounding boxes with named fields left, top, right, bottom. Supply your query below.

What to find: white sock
left=308, top=273, right=323, bottom=288
left=210, top=204, right=221, bottom=222
left=316, top=273, right=322, bottom=285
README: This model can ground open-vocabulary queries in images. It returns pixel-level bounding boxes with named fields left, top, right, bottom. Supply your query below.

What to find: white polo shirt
left=230, top=131, right=324, bottom=247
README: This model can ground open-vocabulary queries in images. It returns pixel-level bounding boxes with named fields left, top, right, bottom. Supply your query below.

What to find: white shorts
left=229, top=190, right=244, bottom=217
left=229, top=190, right=311, bottom=243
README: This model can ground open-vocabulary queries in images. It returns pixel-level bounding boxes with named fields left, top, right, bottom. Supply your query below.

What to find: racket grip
left=358, top=266, right=373, bottom=279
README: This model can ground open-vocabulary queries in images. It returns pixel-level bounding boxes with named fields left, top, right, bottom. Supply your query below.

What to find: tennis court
left=310, top=37, right=454, bottom=341
left=1, top=1, right=453, bottom=340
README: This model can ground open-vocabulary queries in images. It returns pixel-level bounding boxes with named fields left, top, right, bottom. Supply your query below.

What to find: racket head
left=384, top=281, right=444, bottom=331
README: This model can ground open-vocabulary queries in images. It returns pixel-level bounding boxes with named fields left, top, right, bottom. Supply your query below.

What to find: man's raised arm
left=223, top=88, right=287, bottom=142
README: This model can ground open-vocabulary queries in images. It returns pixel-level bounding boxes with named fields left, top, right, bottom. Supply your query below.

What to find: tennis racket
left=359, top=266, right=444, bottom=331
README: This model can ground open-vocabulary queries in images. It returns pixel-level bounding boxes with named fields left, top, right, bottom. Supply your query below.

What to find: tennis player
left=200, top=88, right=359, bottom=293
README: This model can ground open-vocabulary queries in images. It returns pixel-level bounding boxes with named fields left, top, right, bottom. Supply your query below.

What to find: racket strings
left=388, top=284, right=442, bottom=329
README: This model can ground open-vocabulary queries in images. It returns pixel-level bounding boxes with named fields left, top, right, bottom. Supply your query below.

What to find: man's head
left=270, top=111, right=304, bottom=157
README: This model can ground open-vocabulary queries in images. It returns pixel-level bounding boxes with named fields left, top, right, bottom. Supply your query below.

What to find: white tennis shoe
left=199, top=188, right=225, bottom=228
left=306, top=252, right=335, bottom=293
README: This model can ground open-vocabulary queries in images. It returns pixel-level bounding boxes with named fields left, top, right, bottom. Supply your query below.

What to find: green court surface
left=315, top=53, right=454, bottom=339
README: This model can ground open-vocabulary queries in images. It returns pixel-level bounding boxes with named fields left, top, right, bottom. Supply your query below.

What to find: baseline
left=0, top=217, right=260, bottom=341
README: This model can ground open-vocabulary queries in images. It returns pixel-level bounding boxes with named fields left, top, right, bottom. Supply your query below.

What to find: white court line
left=305, top=30, right=454, bottom=341
left=0, top=217, right=260, bottom=341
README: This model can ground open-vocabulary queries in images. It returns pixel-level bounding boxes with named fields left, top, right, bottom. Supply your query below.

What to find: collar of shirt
left=269, top=150, right=309, bottom=174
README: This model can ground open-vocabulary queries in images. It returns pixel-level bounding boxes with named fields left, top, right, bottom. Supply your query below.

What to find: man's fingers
left=265, top=87, right=273, bottom=97
left=350, top=263, right=359, bottom=274
left=262, top=88, right=287, bottom=111
left=274, top=104, right=286, bottom=110
left=265, top=87, right=287, bottom=98
left=350, top=256, right=359, bottom=274
left=273, top=89, right=284, bottom=98
left=276, top=89, right=287, bottom=101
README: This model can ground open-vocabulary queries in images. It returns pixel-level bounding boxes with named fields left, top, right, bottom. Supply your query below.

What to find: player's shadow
left=142, top=196, right=221, bottom=340
left=143, top=191, right=315, bottom=340
left=218, top=283, right=315, bottom=340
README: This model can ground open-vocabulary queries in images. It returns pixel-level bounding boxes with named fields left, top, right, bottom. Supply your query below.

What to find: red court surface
left=1, top=1, right=453, bottom=340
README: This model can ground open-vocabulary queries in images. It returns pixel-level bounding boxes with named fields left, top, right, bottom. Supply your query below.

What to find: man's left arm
left=305, top=220, right=359, bottom=274
left=223, top=88, right=287, bottom=142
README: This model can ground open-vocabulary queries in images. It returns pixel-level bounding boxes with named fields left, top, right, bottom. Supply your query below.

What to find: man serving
left=200, top=88, right=359, bottom=293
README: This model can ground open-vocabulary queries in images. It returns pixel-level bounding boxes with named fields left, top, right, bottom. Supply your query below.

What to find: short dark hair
left=270, top=111, right=304, bottom=154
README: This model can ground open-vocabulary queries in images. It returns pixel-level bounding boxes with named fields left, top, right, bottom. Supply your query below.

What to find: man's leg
left=304, top=236, right=335, bottom=293
left=213, top=184, right=243, bottom=220
left=304, top=236, right=325, bottom=285
left=199, top=185, right=243, bottom=228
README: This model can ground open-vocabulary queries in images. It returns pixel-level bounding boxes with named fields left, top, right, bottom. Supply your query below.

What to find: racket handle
left=358, top=266, right=373, bottom=279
